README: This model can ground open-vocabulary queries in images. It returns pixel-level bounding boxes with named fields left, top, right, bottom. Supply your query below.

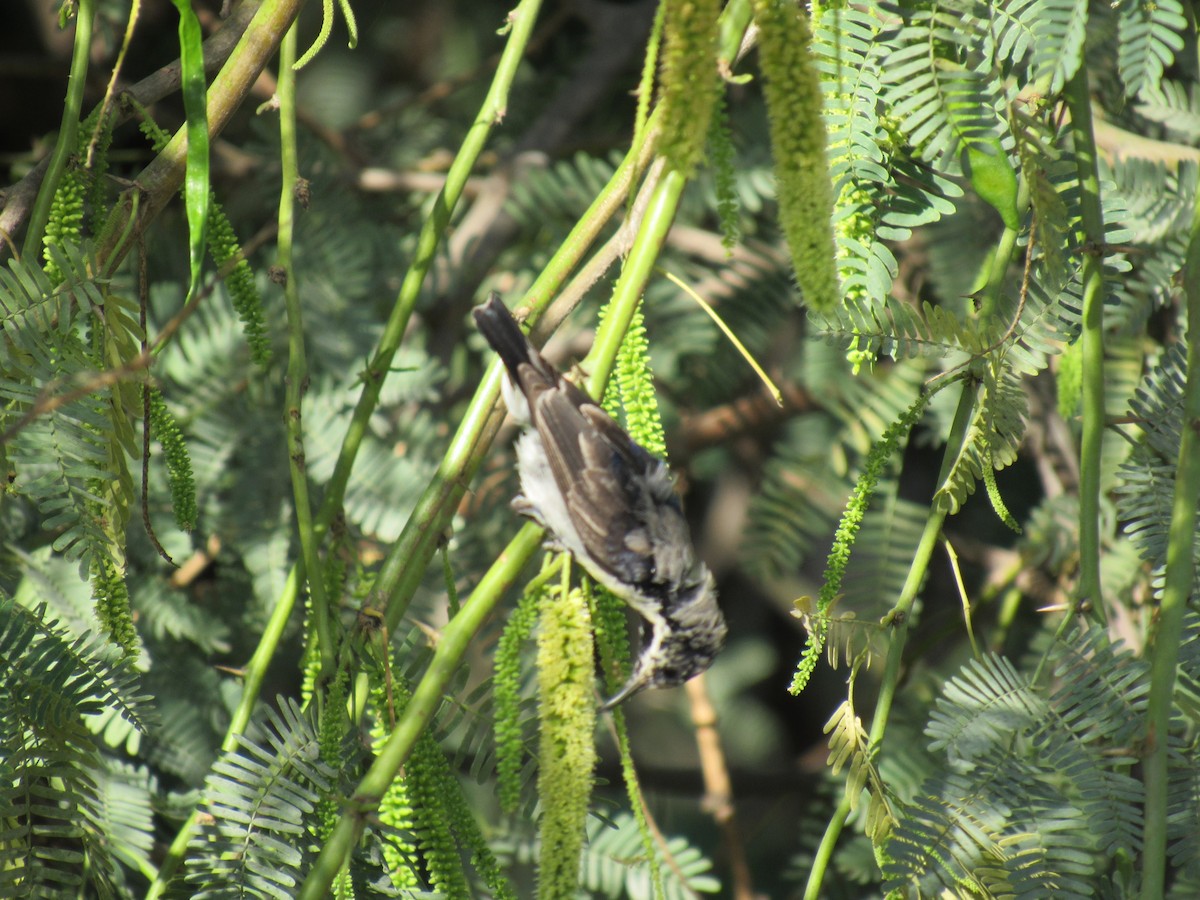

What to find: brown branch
left=686, top=674, right=755, bottom=900
left=0, top=157, right=51, bottom=255
left=0, top=355, right=154, bottom=448
left=169, top=534, right=222, bottom=588
left=355, top=167, right=487, bottom=197
left=671, top=380, right=816, bottom=462
left=1092, top=117, right=1200, bottom=167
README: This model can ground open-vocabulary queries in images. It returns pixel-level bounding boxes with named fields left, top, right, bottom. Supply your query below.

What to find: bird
left=473, top=293, right=726, bottom=708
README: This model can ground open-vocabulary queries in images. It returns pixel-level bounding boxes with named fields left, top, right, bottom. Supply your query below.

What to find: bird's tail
left=472, top=293, right=535, bottom=381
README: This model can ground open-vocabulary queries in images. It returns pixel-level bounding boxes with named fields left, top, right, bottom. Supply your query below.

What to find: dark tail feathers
left=473, top=293, right=534, bottom=379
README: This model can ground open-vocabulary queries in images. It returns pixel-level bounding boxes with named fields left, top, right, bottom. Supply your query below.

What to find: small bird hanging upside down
left=473, top=294, right=727, bottom=708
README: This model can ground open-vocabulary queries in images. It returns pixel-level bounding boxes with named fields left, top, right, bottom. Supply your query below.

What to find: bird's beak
left=599, top=670, right=649, bottom=711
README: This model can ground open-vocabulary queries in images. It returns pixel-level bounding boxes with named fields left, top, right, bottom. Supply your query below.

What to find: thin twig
left=137, top=230, right=175, bottom=566
left=672, top=381, right=813, bottom=462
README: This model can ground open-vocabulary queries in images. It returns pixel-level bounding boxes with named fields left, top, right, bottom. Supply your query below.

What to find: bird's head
left=600, top=577, right=726, bottom=709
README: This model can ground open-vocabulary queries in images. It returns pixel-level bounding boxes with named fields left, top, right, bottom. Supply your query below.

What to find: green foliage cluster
left=2, top=0, right=1200, bottom=897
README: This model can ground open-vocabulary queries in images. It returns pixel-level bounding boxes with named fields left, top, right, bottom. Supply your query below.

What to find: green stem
left=303, top=153, right=693, bottom=900
left=23, top=0, right=93, bottom=260
left=586, top=168, right=687, bottom=395
left=523, top=108, right=661, bottom=336
left=375, top=113, right=659, bottom=634
left=978, top=222, right=1019, bottom=319
left=1063, top=66, right=1108, bottom=625
left=1139, top=160, right=1200, bottom=900
left=317, top=0, right=544, bottom=536
left=276, top=25, right=335, bottom=681
left=298, top=524, right=546, bottom=900
left=868, top=378, right=978, bottom=744
left=803, top=378, right=978, bottom=900
left=375, top=363, right=508, bottom=632
left=976, top=173, right=1029, bottom=321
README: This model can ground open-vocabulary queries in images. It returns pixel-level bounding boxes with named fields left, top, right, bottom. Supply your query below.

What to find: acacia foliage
left=2, top=0, right=1200, bottom=897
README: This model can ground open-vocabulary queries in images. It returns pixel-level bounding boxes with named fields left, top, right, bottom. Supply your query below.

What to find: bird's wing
left=529, top=378, right=667, bottom=592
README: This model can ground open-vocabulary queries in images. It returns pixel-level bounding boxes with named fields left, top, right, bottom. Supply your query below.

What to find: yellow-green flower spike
left=91, top=553, right=138, bottom=657
left=369, top=678, right=422, bottom=890
left=789, top=397, right=924, bottom=694
left=709, top=90, right=741, bottom=252
left=536, top=585, right=596, bottom=899
left=149, top=389, right=197, bottom=532
left=754, top=0, right=840, bottom=313
left=658, top=0, right=723, bottom=176
left=494, top=588, right=541, bottom=813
